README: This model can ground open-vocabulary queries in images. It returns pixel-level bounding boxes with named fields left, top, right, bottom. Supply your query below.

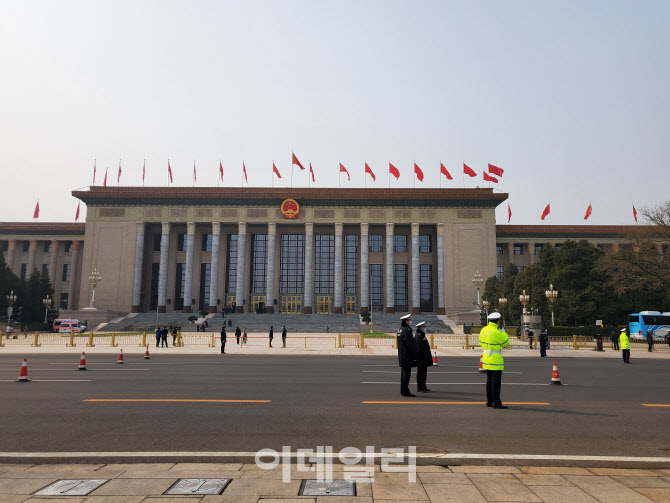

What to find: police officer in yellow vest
left=479, top=312, right=511, bottom=409
left=620, top=327, right=631, bottom=364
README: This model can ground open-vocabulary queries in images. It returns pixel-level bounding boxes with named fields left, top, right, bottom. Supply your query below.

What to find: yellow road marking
left=84, top=399, right=270, bottom=403
left=642, top=404, right=670, bottom=407
left=362, top=401, right=550, bottom=405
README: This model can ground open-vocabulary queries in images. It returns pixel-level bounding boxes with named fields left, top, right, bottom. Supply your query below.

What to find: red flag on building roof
left=365, top=163, right=376, bottom=181
left=168, top=161, right=173, bottom=183
left=75, top=202, right=80, bottom=222
left=103, top=168, right=108, bottom=187
left=440, top=162, right=452, bottom=180
left=414, top=162, right=424, bottom=182
left=193, top=161, right=197, bottom=183
left=339, top=162, right=350, bottom=181
left=309, top=163, right=315, bottom=182
left=483, top=172, right=498, bottom=183
left=33, top=200, right=39, bottom=219
left=292, top=153, right=305, bottom=170
left=219, top=161, right=224, bottom=181
left=584, top=203, right=592, bottom=220
left=273, top=163, right=281, bottom=178
left=389, top=162, right=400, bottom=180
left=508, top=204, right=512, bottom=223
left=243, top=162, right=248, bottom=183
left=93, top=160, right=96, bottom=184
left=541, top=204, right=551, bottom=221
left=463, top=163, right=476, bottom=177
left=118, top=162, right=122, bottom=184
left=488, top=163, right=504, bottom=177
left=633, top=204, right=638, bottom=223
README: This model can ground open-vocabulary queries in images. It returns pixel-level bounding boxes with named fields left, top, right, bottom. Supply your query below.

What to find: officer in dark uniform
left=528, top=329, right=534, bottom=349
left=646, top=328, right=654, bottom=352
left=282, top=326, right=287, bottom=347
left=235, top=326, right=241, bottom=345
left=269, top=326, right=274, bottom=347
left=220, top=326, right=227, bottom=354
left=415, top=321, right=433, bottom=392
left=612, top=329, right=620, bottom=351
left=538, top=329, right=548, bottom=357
left=397, top=314, right=418, bottom=397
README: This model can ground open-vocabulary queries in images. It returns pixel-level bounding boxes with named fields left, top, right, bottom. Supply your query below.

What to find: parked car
left=58, top=320, right=87, bottom=334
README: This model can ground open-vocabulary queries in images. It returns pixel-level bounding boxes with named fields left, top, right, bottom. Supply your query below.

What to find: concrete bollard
left=66, top=331, right=76, bottom=347
left=208, top=333, right=215, bottom=348
left=31, top=331, right=41, bottom=347
left=176, top=331, right=182, bottom=347
left=109, top=332, right=118, bottom=347
left=139, top=331, right=147, bottom=347
left=87, top=332, right=95, bottom=347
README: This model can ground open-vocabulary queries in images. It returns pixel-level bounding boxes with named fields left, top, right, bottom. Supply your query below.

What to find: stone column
left=209, top=222, right=221, bottom=313
left=436, top=223, right=446, bottom=315
left=234, top=222, right=247, bottom=313
left=411, top=223, right=421, bottom=314
left=49, top=240, right=59, bottom=285
left=612, top=242, right=620, bottom=253
left=359, top=223, right=369, bottom=312
left=266, top=222, right=277, bottom=313
left=385, top=223, right=395, bottom=314
left=507, top=242, right=514, bottom=262
left=182, top=222, right=195, bottom=313
left=67, top=241, right=81, bottom=310
left=528, top=242, right=536, bottom=264
left=157, top=222, right=170, bottom=313
left=131, top=222, right=145, bottom=312
left=333, top=223, right=344, bottom=314
left=303, top=223, right=314, bottom=313
left=27, top=240, right=38, bottom=274
left=6, top=240, right=16, bottom=274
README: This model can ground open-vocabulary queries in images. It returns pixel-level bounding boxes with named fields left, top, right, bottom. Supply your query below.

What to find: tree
left=0, top=253, right=23, bottom=320
left=21, top=268, right=54, bottom=324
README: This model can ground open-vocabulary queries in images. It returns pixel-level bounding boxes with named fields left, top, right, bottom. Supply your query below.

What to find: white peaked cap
left=487, top=312, right=502, bottom=320
left=416, top=321, right=426, bottom=327
left=400, top=314, right=411, bottom=320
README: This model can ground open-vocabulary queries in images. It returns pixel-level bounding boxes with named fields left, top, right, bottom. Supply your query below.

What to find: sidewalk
left=2, top=462, right=670, bottom=502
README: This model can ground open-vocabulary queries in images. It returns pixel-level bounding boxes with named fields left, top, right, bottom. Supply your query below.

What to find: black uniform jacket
left=397, top=323, right=418, bottom=368
left=220, top=329, right=227, bottom=342
left=269, top=328, right=274, bottom=339
left=539, top=333, right=548, bottom=347
left=416, top=329, right=433, bottom=367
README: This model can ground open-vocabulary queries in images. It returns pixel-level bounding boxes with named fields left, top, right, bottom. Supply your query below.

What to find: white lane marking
left=49, top=363, right=185, bottom=365
left=362, top=370, right=522, bottom=374
left=0, top=452, right=668, bottom=463
left=361, top=381, right=549, bottom=386
left=0, top=368, right=150, bottom=371
left=0, top=380, right=92, bottom=382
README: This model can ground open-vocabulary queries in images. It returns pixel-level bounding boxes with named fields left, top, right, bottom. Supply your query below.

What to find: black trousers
left=647, top=340, right=653, bottom=352
left=221, top=341, right=226, bottom=353
left=612, top=339, right=619, bottom=350
left=156, top=336, right=161, bottom=347
left=540, top=344, right=547, bottom=357
left=622, top=349, right=630, bottom=363
left=236, top=336, right=240, bottom=345
left=161, top=336, right=167, bottom=347
left=417, top=365, right=428, bottom=390
left=400, top=366, right=412, bottom=395
left=485, top=369, right=503, bottom=406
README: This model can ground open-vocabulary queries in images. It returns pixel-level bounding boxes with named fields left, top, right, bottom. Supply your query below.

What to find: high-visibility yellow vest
left=479, top=322, right=510, bottom=370
left=620, top=332, right=630, bottom=350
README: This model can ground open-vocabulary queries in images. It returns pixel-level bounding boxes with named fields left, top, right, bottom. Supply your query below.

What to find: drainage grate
left=301, top=479, right=356, bottom=496
left=35, top=479, right=108, bottom=496
left=164, top=478, right=230, bottom=495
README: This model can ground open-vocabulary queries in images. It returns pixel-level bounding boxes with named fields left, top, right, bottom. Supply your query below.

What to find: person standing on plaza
left=397, top=314, right=418, bottom=397
left=612, top=328, right=620, bottom=351
left=282, top=326, right=287, bottom=348
left=479, top=312, right=511, bottom=409
left=646, top=328, right=654, bottom=352
left=235, top=326, right=241, bottom=345
left=528, top=329, right=534, bottom=349
left=620, top=327, right=631, bottom=363
left=161, top=326, right=168, bottom=347
left=155, top=327, right=161, bottom=348
left=269, top=326, right=274, bottom=347
left=243, top=327, right=248, bottom=345
left=415, top=321, right=433, bottom=392
left=538, top=329, right=548, bottom=357
left=220, top=326, right=227, bottom=354
left=171, top=326, right=177, bottom=346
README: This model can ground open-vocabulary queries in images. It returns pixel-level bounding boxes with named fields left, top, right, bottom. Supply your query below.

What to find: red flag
left=75, top=202, right=80, bottom=222
left=389, top=162, right=400, bottom=179
left=273, top=163, right=281, bottom=178
left=292, top=153, right=305, bottom=170
left=339, top=162, right=350, bottom=181
left=219, top=161, right=224, bottom=181
left=93, top=160, right=96, bottom=184
left=488, top=163, right=504, bottom=177
left=365, top=163, right=376, bottom=181
left=168, top=161, right=173, bottom=183
left=483, top=172, right=498, bottom=183
left=243, top=162, right=248, bottom=183
left=507, top=204, right=512, bottom=223
left=117, top=162, right=122, bottom=184
left=33, top=201, right=39, bottom=219
left=309, top=163, right=315, bottom=182
left=142, top=160, right=145, bottom=182
left=584, top=204, right=592, bottom=220
left=440, top=163, right=452, bottom=180
left=414, top=162, right=424, bottom=182
left=541, top=204, right=551, bottom=221
left=633, top=204, right=638, bottom=223
left=103, top=168, right=108, bottom=187
left=463, top=163, right=476, bottom=177
left=193, top=161, right=197, bottom=183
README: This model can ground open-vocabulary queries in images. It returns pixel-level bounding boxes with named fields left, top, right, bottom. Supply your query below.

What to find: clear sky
left=1, top=0, right=668, bottom=225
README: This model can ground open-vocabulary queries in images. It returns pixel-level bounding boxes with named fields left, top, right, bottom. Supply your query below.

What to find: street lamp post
left=545, top=283, right=558, bottom=326
left=88, top=269, right=102, bottom=309
left=499, top=297, right=508, bottom=327
left=519, top=289, right=530, bottom=332
left=6, top=290, right=17, bottom=333
left=472, top=271, right=483, bottom=307
left=482, top=299, right=490, bottom=325
left=42, top=295, right=52, bottom=324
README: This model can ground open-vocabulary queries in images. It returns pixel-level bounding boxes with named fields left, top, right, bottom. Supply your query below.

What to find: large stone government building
left=0, top=187, right=651, bottom=317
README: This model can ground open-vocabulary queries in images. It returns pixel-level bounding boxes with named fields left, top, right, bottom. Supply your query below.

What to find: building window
left=201, top=233, right=213, bottom=252
left=43, top=241, right=51, bottom=252
left=177, top=234, right=186, bottom=252
left=226, top=235, right=238, bottom=295
left=394, top=264, right=408, bottom=312
left=369, top=235, right=383, bottom=253
left=315, top=234, right=334, bottom=294
left=393, top=235, right=408, bottom=253
left=344, top=234, right=359, bottom=295
left=369, top=264, right=383, bottom=312
left=59, top=292, right=69, bottom=309
left=20, top=264, right=27, bottom=279
left=22, top=241, right=29, bottom=252
left=534, top=244, right=544, bottom=255
left=174, top=263, right=185, bottom=310
left=250, top=234, right=268, bottom=294
left=199, top=263, right=211, bottom=310
left=419, top=235, right=432, bottom=253
left=150, top=263, right=160, bottom=310
left=514, top=243, right=524, bottom=255
left=517, top=266, right=524, bottom=272
left=1, top=241, right=8, bottom=252
left=280, top=234, right=305, bottom=294
left=420, top=264, right=433, bottom=312
left=42, top=264, right=49, bottom=276
left=497, top=266, right=504, bottom=280
left=62, top=263, right=71, bottom=282
left=153, top=234, right=161, bottom=252
left=496, top=244, right=503, bottom=255
left=64, top=241, right=73, bottom=253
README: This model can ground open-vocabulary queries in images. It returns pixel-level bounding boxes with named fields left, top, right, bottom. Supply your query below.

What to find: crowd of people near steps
left=221, top=325, right=285, bottom=353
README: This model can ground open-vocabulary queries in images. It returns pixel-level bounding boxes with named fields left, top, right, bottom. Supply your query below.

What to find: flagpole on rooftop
left=440, top=161, right=442, bottom=189
left=272, top=160, right=274, bottom=188
left=364, top=161, right=366, bottom=189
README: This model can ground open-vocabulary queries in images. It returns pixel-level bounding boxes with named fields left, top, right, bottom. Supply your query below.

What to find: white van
left=58, top=320, right=87, bottom=334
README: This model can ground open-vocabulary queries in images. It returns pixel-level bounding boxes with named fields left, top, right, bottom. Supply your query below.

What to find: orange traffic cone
left=432, top=351, right=439, bottom=366
left=551, top=361, right=562, bottom=385
left=117, top=349, right=125, bottom=364
left=144, top=345, right=150, bottom=359
left=479, top=357, right=485, bottom=373
left=78, top=352, right=87, bottom=370
left=17, top=359, right=30, bottom=382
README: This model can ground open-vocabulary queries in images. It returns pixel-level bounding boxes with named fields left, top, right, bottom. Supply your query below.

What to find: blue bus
left=628, top=311, right=670, bottom=340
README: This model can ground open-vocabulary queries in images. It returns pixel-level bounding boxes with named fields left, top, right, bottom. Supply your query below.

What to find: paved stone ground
left=2, top=463, right=670, bottom=502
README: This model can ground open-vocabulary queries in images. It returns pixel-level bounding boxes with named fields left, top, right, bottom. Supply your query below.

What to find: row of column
left=132, top=221, right=446, bottom=315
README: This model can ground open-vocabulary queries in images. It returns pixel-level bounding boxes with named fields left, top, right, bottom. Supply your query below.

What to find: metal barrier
left=362, top=335, right=395, bottom=348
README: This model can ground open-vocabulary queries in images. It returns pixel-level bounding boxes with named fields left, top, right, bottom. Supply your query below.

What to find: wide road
left=0, top=353, right=668, bottom=462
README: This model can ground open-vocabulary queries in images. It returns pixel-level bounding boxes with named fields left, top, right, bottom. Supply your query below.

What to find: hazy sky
left=1, top=0, right=668, bottom=225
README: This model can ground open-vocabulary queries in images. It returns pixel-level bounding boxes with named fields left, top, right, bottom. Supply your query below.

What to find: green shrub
left=199, top=310, right=208, bottom=317
left=26, top=321, right=46, bottom=332
left=546, top=326, right=599, bottom=338
left=188, top=315, right=197, bottom=322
